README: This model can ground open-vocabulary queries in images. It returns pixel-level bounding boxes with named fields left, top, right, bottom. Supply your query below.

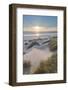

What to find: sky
left=23, top=15, right=57, bottom=32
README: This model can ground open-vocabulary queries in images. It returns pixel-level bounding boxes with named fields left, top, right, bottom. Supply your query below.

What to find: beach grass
left=23, top=60, right=31, bottom=68
left=49, top=37, right=57, bottom=51
left=33, top=52, right=57, bottom=74
left=23, top=36, right=57, bottom=74
left=23, top=60, right=31, bottom=74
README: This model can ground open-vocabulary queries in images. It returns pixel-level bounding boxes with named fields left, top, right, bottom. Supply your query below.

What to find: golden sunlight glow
left=34, top=26, right=40, bottom=37
left=36, top=33, right=39, bottom=37
left=34, top=26, right=40, bottom=30
left=34, top=26, right=40, bottom=32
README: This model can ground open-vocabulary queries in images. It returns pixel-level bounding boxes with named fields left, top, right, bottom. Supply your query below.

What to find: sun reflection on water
left=36, top=33, right=39, bottom=37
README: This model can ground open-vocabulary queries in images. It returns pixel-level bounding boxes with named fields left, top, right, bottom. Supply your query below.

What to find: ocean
left=23, top=31, right=57, bottom=40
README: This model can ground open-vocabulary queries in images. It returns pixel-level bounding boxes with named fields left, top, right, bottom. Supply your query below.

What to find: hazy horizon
left=23, top=15, right=57, bottom=33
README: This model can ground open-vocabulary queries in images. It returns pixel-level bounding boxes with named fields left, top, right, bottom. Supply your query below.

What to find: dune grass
left=23, top=61, right=31, bottom=68
left=49, top=37, right=57, bottom=51
left=23, top=37, right=57, bottom=74
left=33, top=37, right=57, bottom=74
left=33, top=52, right=57, bottom=74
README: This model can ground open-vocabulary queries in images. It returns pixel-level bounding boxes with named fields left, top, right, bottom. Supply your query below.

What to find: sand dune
left=24, top=48, right=53, bottom=70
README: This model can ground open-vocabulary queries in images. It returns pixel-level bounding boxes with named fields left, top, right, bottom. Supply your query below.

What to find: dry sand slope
left=24, top=48, right=53, bottom=72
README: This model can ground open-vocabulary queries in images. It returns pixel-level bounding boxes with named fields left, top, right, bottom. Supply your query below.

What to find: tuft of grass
left=23, top=60, right=31, bottom=74
left=23, top=61, right=31, bottom=68
left=49, top=37, right=57, bottom=51
left=33, top=53, right=57, bottom=74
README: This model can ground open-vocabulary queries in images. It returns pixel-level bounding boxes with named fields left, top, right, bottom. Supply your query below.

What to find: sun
left=34, top=26, right=40, bottom=37
left=34, top=26, right=40, bottom=32
left=34, top=26, right=40, bottom=30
